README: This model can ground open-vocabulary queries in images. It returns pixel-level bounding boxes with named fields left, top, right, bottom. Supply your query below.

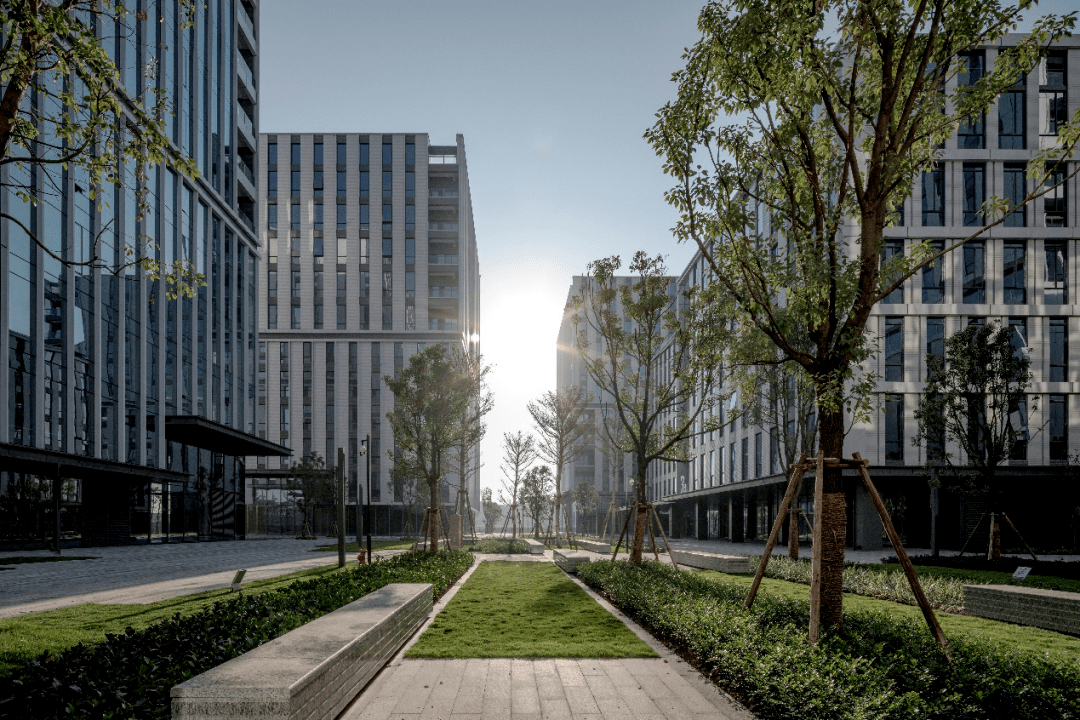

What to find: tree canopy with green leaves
left=648, top=0, right=1078, bottom=632
left=528, top=386, right=591, bottom=543
left=1, top=0, right=201, bottom=294
left=914, top=321, right=1036, bottom=559
left=520, top=464, right=553, bottom=540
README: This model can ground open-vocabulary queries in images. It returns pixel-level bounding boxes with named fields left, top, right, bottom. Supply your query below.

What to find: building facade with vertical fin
left=0, top=0, right=287, bottom=549
left=249, top=133, right=482, bottom=536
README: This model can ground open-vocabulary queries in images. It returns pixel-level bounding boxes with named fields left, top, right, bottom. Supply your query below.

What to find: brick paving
left=340, top=552, right=756, bottom=720
left=0, top=537, right=392, bottom=618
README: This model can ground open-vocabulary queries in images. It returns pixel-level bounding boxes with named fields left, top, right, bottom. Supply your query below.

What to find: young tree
left=572, top=252, right=723, bottom=564
left=449, top=351, right=494, bottom=534
left=914, top=321, right=1036, bottom=559
left=385, top=345, right=476, bottom=551
left=572, top=480, right=599, bottom=535
left=520, top=465, right=554, bottom=540
left=286, top=453, right=334, bottom=539
left=528, top=387, right=591, bottom=544
left=648, top=0, right=1079, bottom=630
left=499, top=431, right=536, bottom=539
left=1, top=1, right=202, bottom=294
left=481, top=486, right=502, bottom=534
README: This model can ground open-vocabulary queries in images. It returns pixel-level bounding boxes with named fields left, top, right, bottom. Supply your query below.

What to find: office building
left=247, top=133, right=482, bottom=536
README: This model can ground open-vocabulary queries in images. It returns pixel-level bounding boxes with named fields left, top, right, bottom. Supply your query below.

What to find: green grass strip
left=0, top=563, right=348, bottom=678
left=407, top=561, right=657, bottom=658
left=701, top=570, right=1080, bottom=664
left=313, top=538, right=417, bottom=552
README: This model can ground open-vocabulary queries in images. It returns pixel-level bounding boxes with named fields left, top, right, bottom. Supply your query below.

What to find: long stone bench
left=964, top=584, right=1080, bottom=636
left=670, top=549, right=750, bottom=573
left=523, top=538, right=546, bottom=555
left=171, top=583, right=432, bottom=720
left=553, top=549, right=595, bottom=574
left=575, top=539, right=611, bottom=554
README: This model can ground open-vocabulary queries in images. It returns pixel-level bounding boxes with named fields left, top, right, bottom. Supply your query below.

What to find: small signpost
left=1012, top=566, right=1033, bottom=582
left=231, top=569, right=247, bottom=592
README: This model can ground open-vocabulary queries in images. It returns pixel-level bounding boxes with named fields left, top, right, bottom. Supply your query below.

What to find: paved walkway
left=0, top=538, right=386, bottom=618
left=341, top=552, right=755, bottom=720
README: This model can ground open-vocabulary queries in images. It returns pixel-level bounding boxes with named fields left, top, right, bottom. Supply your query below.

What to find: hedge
left=577, top=560, right=1080, bottom=720
left=0, top=550, right=473, bottom=720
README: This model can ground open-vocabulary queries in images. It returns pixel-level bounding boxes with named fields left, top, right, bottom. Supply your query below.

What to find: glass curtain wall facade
left=249, top=133, right=482, bottom=537
left=0, top=0, right=270, bottom=548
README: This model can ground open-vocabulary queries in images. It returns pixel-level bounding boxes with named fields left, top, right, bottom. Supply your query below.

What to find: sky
left=259, top=0, right=707, bottom=494
left=258, top=0, right=1075, bottom=498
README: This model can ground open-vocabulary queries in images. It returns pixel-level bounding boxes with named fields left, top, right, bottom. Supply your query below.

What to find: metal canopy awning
left=0, top=443, right=188, bottom=483
left=165, top=415, right=292, bottom=457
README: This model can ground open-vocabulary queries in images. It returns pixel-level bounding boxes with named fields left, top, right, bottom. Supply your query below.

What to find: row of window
left=882, top=239, right=1067, bottom=304
left=917, top=162, right=1067, bottom=228
left=267, top=202, right=420, bottom=233
left=267, top=170, right=420, bottom=199
left=266, top=138, right=417, bottom=168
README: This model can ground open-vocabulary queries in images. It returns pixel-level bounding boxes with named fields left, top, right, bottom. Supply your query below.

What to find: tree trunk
left=428, top=480, right=440, bottom=552
left=511, top=500, right=518, bottom=539
left=629, top=468, right=648, bottom=565
left=816, top=404, right=847, bottom=630
left=990, top=514, right=1002, bottom=560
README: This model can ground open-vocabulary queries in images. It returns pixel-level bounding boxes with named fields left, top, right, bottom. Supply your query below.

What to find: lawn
left=313, top=538, right=417, bottom=552
left=881, top=563, right=1080, bottom=594
left=701, top=570, right=1080, bottom=664
left=406, top=560, right=657, bottom=658
left=0, top=563, right=351, bottom=678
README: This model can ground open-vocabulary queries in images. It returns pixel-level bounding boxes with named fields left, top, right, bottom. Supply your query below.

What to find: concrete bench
left=554, top=549, right=595, bottom=574
left=575, top=539, right=611, bottom=554
left=964, top=584, right=1080, bottom=636
left=171, top=583, right=432, bottom=720
left=523, top=538, right=546, bottom=555
left=670, top=549, right=750, bottom=573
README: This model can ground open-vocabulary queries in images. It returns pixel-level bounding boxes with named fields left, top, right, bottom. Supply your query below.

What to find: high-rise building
left=248, top=133, right=482, bottom=536
left=561, top=37, right=1080, bottom=552
left=0, top=0, right=286, bottom=549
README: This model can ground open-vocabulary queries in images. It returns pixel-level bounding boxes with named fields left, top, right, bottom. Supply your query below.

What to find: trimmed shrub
left=578, top=560, right=1080, bottom=720
left=0, top=550, right=473, bottom=720
left=465, top=538, right=531, bottom=554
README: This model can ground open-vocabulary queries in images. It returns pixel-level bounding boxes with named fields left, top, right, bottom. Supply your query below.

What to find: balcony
left=237, top=3, right=256, bottom=51
left=428, top=221, right=458, bottom=231
left=428, top=188, right=458, bottom=198
left=237, top=104, right=256, bottom=150
left=429, top=286, right=459, bottom=299
left=236, top=158, right=256, bottom=201
left=428, top=254, right=458, bottom=265
left=237, top=55, right=257, bottom=103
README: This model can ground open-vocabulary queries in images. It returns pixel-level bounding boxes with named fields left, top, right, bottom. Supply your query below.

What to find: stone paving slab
left=340, top=556, right=755, bottom=720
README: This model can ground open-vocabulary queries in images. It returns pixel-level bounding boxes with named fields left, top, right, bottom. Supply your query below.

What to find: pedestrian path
left=0, top=538, right=385, bottom=618
left=341, top=552, right=755, bottom=720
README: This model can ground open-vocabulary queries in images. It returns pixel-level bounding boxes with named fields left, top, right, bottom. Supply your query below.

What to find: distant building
left=248, top=133, right=482, bottom=536
left=0, top=0, right=286, bottom=550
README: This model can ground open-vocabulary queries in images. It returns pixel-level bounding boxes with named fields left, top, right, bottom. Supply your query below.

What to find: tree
left=449, top=350, right=494, bottom=535
left=385, top=345, right=476, bottom=551
left=572, top=252, right=723, bottom=564
left=528, top=387, right=591, bottom=545
left=1, top=1, right=202, bottom=294
left=286, top=453, right=335, bottom=539
left=572, top=480, right=599, bottom=535
left=481, top=486, right=502, bottom=534
left=648, top=0, right=1079, bottom=631
left=499, top=430, right=536, bottom=539
left=520, top=465, right=553, bottom=540
left=914, top=321, right=1037, bottom=559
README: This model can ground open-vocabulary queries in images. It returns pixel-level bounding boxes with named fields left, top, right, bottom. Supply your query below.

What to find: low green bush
left=758, top=555, right=966, bottom=612
left=464, top=538, right=531, bottom=554
left=0, top=550, right=473, bottom=720
left=577, top=560, right=1080, bottom=720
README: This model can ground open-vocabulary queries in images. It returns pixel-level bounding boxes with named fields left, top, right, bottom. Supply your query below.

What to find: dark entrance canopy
left=0, top=443, right=188, bottom=483
left=165, top=415, right=292, bottom=457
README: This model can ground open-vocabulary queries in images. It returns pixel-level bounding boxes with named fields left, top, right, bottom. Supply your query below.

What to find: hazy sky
left=260, top=0, right=706, bottom=494
left=259, top=0, right=1074, bottom=497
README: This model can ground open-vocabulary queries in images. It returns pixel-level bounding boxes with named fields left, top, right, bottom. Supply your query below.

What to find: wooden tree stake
left=1001, top=512, right=1039, bottom=564
left=611, top=504, right=635, bottom=561
left=808, top=449, right=825, bottom=644
left=650, top=505, right=679, bottom=570
left=745, top=452, right=808, bottom=609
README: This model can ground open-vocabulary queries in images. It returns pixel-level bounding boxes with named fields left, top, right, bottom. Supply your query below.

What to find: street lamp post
left=365, top=433, right=372, bottom=560
left=356, top=441, right=364, bottom=546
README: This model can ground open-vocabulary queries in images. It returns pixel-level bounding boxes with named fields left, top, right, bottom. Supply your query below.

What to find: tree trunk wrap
left=818, top=492, right=847, bottom=629
left=630, top=505, right=647, bottom=565
left=788, top=502, right=800, bottom=560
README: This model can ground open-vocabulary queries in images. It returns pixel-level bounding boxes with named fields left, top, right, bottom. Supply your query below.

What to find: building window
left=957, top=51, right=985, bottom=149
left=267, top=203, right=277, bottom=231
left=313, top=203, right=324, bottom=233
left=1044, top=163, right=1067, bottom=227
left=922, top=239, right=944, bottom=303
left=383, top=271, right=392, bottom=297
left=729, top=442, right=735, bottom=484
left=290, top=170, right=300, bottom=196
left=405, top=238, right=415, bottom=265
left=267, top=304, right=277, bottom=329
left=291, top=141, right=301, bottom=165
left=382, top=305, right=392, bottom=331
left=268, top=140, right=278, bottom=165
left=1040, top=52, right=1067, bottom=138
left=921, top=165, right=944, bottom=226
left=769, top=428, right=778, bottom=474
left=1050, top=394, right=1068, bottom=462
left=926, top=317, right=944, bottom=380
left=1010, top=397, right=1029, bottom=461
left=291, top=269, right=300, bottom=298
left=313, top=304, right=323, bottom=329
left=963, top=163, right=985, bottom=226
left=405, top=142, right=415, bottom=165
left=382, top=171, right=392, bottom=199
left=359, top=170, right=369, bottom=198
left=405, top=204, right=415, bottom=232
left=754, top=433, right=762, bottom=477
left=962, top=240, right=985, bottom=303
left=291, top=304, right=300, bottom=329
left=290, top=201, right=300, bottom=232
left=741, top=437, right=748, bottom=481
left=382, top=237, right=393, bottom=264
left=267, top=169, right=277, bottom=198
left=359, top=141, right=369, bottom=166
left=359, top=271, right=369, bottom=298
left=881, top=239, right=903, bottom=304
left=884, top=394, right=903, bottom=463
left=382, top=141, right=392, bottom=166
left=405, top=271, right=415, bottom=298
left=884, top=317, right=903, bottom=381
left=1008, top=317, right=1028, bottom=359
left=405, top=171, right=415, bottom=198
left=382, top=204, right=392, bottom=232
left=999, top=75, right=1026, bottom=149
left=1002, top=163, right=1026, bottom=227
left=359, top=303, right=369, bottom=330
left=359, top=203, right=369, bottom=231
left=337, top=170, right=346, bottom=199
left=1044, top=241, right=1067, bottom=304
left=1050, top=317, right=1067, bottom=382
left=268, top=270, right=277, bottom=299
left=336, top=204, right=346, bottom=231
left=313, top=141, right=323, bottom=167
left=1003, top=241, right=1026, bottom=304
